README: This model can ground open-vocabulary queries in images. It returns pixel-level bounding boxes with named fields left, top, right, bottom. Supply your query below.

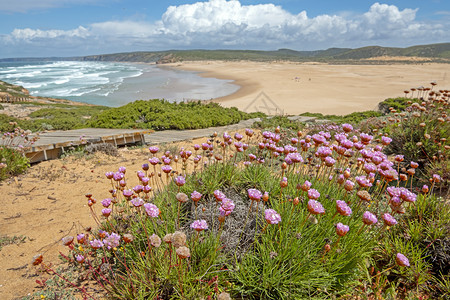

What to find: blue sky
left=0, top=0, right=449, bottom=58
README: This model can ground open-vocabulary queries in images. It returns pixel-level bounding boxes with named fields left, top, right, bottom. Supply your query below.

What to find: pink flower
left=360, top=133, right=373, bottom=144
left=432, top=174, right=441, bottom=183
left=214, top=190, right=226, bottom=202
left=174, top=176, right=186, bottom=187
left=123, top=189, right=133, bottom=198
left=221, top=198, right=235, bottom=213
left=161, top=165, right=172, bottom=174
left=312, top=134, right=326, bottom=145
left=144, top=203, right=159, bottom=218
left=77, top=233, right=86, bottom=244
left=342, top=123, right=353, bottom=132
left=137, top=171, right=145, bottom=179
left=336, top=200, right=352, bottom=216
left=103, top=232, right=121, bottom=250
left=382, top=213, right=397, bottom=226
left=410, top=161, right=419, bottom=169
left=90, top=239, right=104, bottom=250
left=76, top=254, right=85, bottom=263
left=190, top=219, right=208, bottom=232
left=307, top=200, right=325, bottom=215
left=381, top=136, right=392, bottom=145
left=324, top=156, right=336, bottom=167
left=356, top=176, right=372, bottom=188
left=344, top=180, right=355, bottom=191
left=149, top=146, right=159, bottom=154
left=396, top=253, right=410, bottom=267
left=394, top=155, right=404, bottom=162
left=264, top=209, right=281, bottom=224
left=362, top=211, right=378, bottom=225
left=133, top=185, right=144, bottom=193
left=102, top=208, right=112, bottom=217
left=336, top=223, right=349, bottom=237
left=131, top=197, right=144, bottom=207
left=149, top=157, right=160, bottom=165
left=307, top=188, right=320, bottom=200
left=101, top=198, right=112, bottom=208
left=248, top=188, right=262, bottom=201
left=113, top=172, right=124, bottom=181
left=301, top=180, right=312, bottom=191
left=191, top=190, right=202, bottom=202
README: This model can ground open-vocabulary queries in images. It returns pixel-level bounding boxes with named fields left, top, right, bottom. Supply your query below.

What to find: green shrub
left=0, top=146, right=30, bottom=180
left=299, top=110, right=382, bottom=124
left=89, top=99, right=264, bottom=130
left=253, top=116, right=303, bottom=131
left=382, top=100, right=449, bottom=180
left=375, top=193, right=450, bottom=298
left=377, top=97, right=421, bottom=114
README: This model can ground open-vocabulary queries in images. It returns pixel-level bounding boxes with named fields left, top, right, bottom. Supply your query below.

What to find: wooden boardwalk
left=19, top=128, right=150, bottom=163
left=3, top=116, right=317, bottom=163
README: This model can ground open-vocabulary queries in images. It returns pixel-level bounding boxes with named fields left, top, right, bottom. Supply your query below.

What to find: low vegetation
left=0, top=80, right=448, bottom=298
left=29, top=83, right=448, bottom=298
left=300, top=110, right=383, bottom=124
left=0, top=99, right=263, bottom=132
left=0, top=124, right=37, bottom=180
left=0, top=80, right=29, bottom=98
left=88, top=99, right=264, bottom=130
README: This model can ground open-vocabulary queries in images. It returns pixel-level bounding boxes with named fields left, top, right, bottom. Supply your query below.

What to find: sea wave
left=0, top=61, right=239, bottom=107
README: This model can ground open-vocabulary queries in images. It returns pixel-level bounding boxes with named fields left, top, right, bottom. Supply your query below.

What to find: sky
left=0, top=0, right=449, bottom=58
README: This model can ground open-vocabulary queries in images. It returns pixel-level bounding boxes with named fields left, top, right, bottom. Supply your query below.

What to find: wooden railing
left=0, top=96, right=32, bottom=103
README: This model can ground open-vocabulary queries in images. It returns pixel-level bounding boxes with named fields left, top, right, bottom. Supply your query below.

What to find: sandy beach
left=170, top=61, right=450, bottom=115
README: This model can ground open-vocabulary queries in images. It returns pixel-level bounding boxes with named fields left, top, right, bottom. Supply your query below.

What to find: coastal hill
left=79, top=42, right=450, bottom=63
left=1, top=43, right=449, bottom=63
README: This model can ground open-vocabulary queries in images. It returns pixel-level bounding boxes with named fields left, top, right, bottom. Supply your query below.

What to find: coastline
left=167, top=60, right=450, bottom=115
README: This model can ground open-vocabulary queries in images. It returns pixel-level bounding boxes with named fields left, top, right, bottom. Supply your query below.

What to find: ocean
left=0, top=61, right=239, bottom=107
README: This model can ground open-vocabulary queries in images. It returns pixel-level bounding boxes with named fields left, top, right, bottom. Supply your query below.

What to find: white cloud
left=10, top=26, right=90, bottom=40
left=0, top=0, right=107, bottom=13
left=1, top=1, right=450, bottom=57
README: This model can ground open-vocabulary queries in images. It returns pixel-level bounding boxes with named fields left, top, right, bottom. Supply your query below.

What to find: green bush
left=88, top=99, right=264, bottom=130
left=382, top=100, right=449, bottom=178
left=253, top=116, right=303, bottom=131
left=299, top=110, right=383, bottom=124
left=0, top=146, right=30, bottom=180
left=0, top=105, right=107, bottom=132
left=377, top=97, right=421, bottom=114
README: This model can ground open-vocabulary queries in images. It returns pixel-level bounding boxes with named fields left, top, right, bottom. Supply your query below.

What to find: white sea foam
left=0, top=61, right=239, bottom=107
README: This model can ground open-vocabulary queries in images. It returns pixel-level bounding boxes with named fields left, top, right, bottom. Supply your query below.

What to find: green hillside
left=1, top=43, right=448, bottom=64
left=76, top=43, right=450, bottom=63
left=332, top=43, right=450, bottom=59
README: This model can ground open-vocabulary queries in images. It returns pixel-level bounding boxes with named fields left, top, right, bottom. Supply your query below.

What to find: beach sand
left=170, top=61, right=450, bottom=115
